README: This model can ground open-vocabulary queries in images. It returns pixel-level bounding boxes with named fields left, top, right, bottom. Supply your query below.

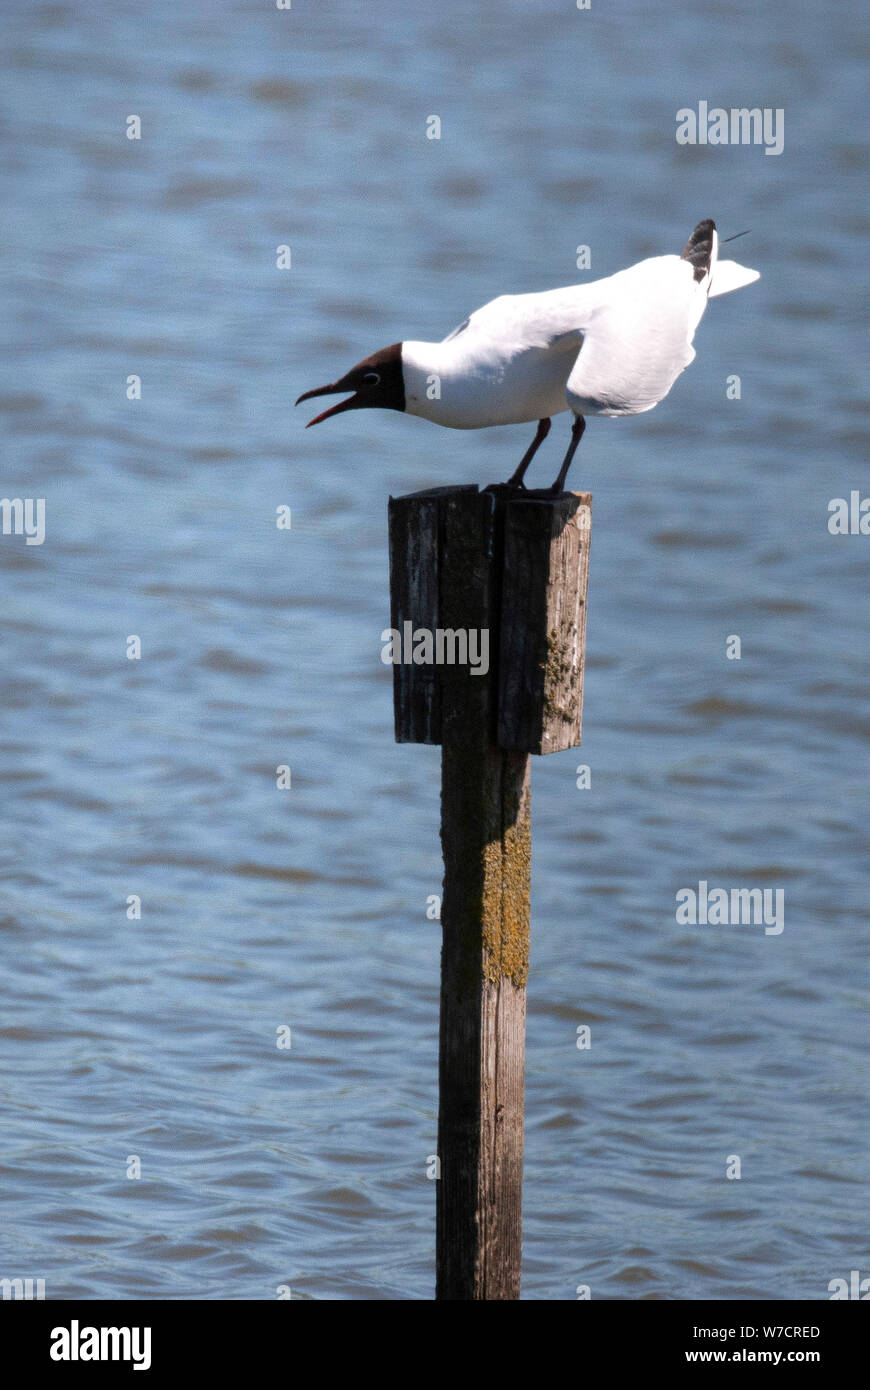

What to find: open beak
left=295, top=381, right=362, bottom=428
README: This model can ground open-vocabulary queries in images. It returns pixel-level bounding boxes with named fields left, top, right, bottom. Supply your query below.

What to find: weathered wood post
left=388, top=482, right=592, bottom=1300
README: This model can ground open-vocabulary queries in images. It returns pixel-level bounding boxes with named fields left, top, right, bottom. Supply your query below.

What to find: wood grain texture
left=436, top=488, right=530, bottom=1300
left=387, top=485, right=477, bottom=744
left=498, top=491, right=592, bottom=754
left=388, top=483, right=592, bottom=1299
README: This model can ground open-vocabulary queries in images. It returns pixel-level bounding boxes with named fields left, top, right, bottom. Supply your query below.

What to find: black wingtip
left=680, top=218, right=716, bottom=283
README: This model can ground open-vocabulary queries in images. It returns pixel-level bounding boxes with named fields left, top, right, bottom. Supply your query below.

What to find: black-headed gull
left=297, top=219, right=759, bottom=491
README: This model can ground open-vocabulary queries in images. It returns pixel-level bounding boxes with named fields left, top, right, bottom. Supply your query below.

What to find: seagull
left=297, top=219, right=759, bottom=491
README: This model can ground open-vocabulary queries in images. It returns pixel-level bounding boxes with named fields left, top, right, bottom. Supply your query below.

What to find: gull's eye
left=363, top=371, right=381, bottom=385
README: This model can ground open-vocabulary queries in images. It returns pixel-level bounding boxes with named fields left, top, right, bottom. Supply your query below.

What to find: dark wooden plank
left=498, top=491, right=592, bottom=753
left=436, top=487, right=530, bottom=1301
left=387, top=485, right=478, bottom=744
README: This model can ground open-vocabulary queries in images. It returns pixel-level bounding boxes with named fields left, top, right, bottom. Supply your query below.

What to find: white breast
left=402, top=336, right=575, bottom=429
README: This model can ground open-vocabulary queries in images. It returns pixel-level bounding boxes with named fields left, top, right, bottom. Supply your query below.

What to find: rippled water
left=1, top=0, right=868, bottom=1299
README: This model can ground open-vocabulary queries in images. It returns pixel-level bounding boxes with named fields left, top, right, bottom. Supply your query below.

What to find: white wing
left=708, top=259, right=760, bottom=297
left=432, top=240, right=759, bottom=425
left=565, top=256, right=704, bottom=417
left=441, top=289, right=588, bottom=354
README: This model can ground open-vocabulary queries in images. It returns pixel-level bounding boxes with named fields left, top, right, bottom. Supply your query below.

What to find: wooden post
left=388, top=486, right=477, bottom=744
left=388, top=483, right=592, bottom=1300
left=499, top=493, right=592, bottom=753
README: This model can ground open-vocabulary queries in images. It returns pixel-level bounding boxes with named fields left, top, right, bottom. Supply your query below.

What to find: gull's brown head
left=296, top=342, right=405, bottom=426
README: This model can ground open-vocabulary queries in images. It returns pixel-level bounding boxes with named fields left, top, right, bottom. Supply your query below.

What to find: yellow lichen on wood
left=481, top=756, right=531, bottom=987
left=541, top=626, right=580, bottom=725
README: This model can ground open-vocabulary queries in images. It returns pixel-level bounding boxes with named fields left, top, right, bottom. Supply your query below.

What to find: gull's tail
left=681, top=218, right=717, bottom=283
left=681, top=217, right=760, bottom=297
left=708, top=258, right=760, bottom=297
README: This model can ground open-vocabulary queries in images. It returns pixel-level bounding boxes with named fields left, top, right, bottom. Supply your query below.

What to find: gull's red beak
left=295, top=381, right=362, bottom=428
